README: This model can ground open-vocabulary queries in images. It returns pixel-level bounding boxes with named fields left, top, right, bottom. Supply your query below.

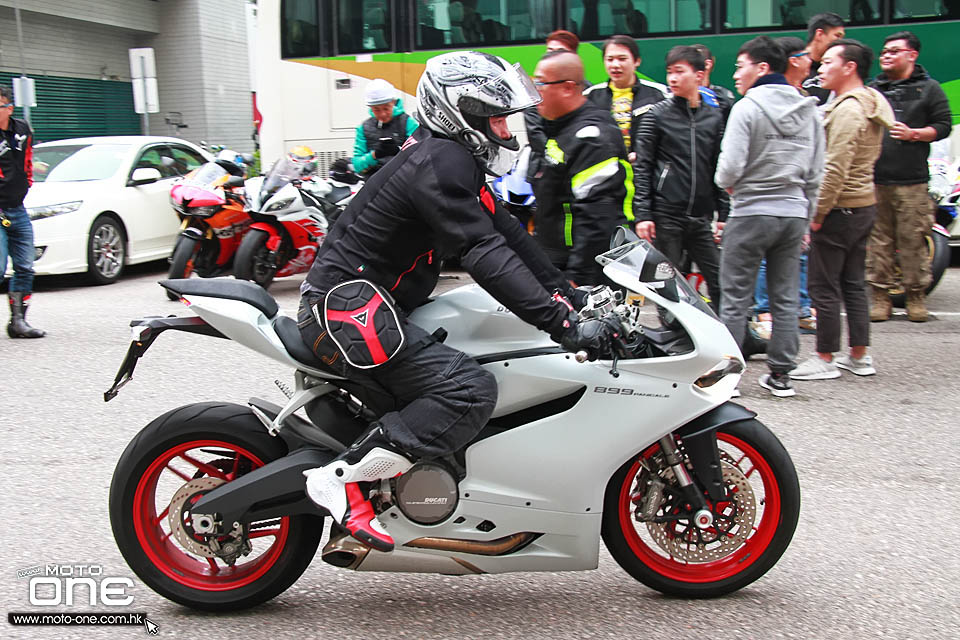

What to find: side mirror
left=225, top=175, right=245, bottom=188
left=610, top=225, right=640, bottom=250
left=130, top=167, right=162, bottom=185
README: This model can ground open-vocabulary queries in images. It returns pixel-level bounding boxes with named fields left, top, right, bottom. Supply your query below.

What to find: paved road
left=2, top=262, right=959, bottom=639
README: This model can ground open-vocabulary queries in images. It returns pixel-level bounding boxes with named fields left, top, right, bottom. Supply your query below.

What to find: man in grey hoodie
left=715, top=36, right=825, bottom=398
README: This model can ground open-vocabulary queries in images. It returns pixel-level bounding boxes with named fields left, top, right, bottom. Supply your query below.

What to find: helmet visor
left=457, top=63, right=541, bottom=117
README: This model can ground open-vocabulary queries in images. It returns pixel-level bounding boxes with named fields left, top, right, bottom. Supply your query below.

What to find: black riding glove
left=552, top=312, right=616, bottom=362
left=374, top=138, right=400, bottom=158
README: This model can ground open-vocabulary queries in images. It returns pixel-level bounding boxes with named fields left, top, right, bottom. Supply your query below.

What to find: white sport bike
left=105, top=238, right=800, bottom=611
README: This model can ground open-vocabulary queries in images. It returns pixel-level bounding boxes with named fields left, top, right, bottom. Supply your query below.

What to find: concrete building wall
left=0, top=0, right=161, bottom=34
left=0, top=0, right=253, bottom=152
left=0, top=6, right=153, bottom=80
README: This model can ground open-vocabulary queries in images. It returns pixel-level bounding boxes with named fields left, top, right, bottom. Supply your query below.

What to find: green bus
left=257, top=0, right=959, bottom=169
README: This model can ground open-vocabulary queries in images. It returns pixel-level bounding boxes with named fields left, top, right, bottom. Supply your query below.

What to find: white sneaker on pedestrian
left=789, top=356, right=841, bottom=380
left=834, top=353, right=876, bottom=376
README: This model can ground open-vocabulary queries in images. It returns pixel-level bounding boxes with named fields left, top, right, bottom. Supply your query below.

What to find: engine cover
left=395, top=462, right=459, bottom=525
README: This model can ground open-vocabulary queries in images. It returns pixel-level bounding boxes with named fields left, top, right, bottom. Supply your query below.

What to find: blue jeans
left=754, top=253, right=811, bottom=317
left=0, top=205, right=36, bottom=292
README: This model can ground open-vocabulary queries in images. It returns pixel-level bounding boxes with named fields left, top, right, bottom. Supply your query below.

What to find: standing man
left=352, top=79, right=418, bottom=179
left=0, top=85, right=44, bottom=339
left=525, top=30, right=580, bottom=184
left=791, top=40, right=894, bottom=382
left=585, top=35, right=669, bottom=162
left=867, top=31, right=952, bottom=322
left=692, top=43, right=736, bottom=121
left=715, top=36, right=824, bottom=397
left=533, top=51, right=634, bottom=286
left=801, top=12, right=846, bottom=105
left=633, top=45, right=728, bottom=312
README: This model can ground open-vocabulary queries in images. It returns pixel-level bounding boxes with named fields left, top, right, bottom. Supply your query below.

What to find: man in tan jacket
left=791, top=39, right=894, bottom=382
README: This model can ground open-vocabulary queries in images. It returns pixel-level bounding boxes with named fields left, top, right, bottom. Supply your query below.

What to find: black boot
left=8, top=292, right=46, bottom=338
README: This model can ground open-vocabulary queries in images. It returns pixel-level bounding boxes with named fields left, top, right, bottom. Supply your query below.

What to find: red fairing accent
left=479, top=186, right=496, bottom=215
left=24, top=134, right=33, bottom=186
left=326, top=293, right=389, bottom=364
left=342, top=482, right=394, bottom=551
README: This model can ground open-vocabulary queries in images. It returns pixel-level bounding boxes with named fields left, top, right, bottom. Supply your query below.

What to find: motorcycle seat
left=274, top=314, right=330, bottom=369
left=160, top=278, right=279, bottom=318
left=326, top=185, right=352, bottom=204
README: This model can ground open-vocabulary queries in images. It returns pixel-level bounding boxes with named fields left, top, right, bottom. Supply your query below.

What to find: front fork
left=658, top=434, right=715, bottom=530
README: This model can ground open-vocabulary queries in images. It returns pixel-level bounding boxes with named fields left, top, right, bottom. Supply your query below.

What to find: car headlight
left=27, top=201, right=83, bottom=220
left=694, top=357, right=745, bottom=389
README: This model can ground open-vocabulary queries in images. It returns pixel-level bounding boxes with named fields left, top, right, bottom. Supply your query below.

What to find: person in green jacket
left=352, top=79, right=419, bottom=178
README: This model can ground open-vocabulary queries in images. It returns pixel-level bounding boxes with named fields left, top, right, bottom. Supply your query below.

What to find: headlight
left=185, top=205, right=221, bottom=218
left=27, top=201, right=83, bottom=220
left=265, top=197, right=294, bottom=212
left=695, top=357, right=745, bottom=389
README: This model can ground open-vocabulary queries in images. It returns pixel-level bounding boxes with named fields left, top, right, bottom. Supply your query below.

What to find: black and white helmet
left=416, top=51, right=541, bottom=177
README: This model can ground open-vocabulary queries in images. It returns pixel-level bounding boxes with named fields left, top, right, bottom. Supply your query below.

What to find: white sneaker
left=835, top=353, right=876, bottom=376
left=789, top=356, right=841, bottom=380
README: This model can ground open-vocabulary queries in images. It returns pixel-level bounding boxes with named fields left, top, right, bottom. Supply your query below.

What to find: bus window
left=337, top=0, right=392, bottom=53
left=415, top=0, right=553, bottom=49
left=281, top=0, right=320, bottom=58
left=568, top=0, right=710, bottom=39
left=893, top=0, right=956, bottom=20
left=725, top=1, right=882, bottom=29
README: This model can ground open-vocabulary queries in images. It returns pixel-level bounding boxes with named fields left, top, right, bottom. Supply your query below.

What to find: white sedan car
left=13, top=136, right=212, bottom=284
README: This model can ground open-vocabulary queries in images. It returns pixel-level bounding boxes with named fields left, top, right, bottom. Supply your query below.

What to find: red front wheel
left=601, top=419, right=800, bottom=597
left=109, top=402, right=323, bottom=610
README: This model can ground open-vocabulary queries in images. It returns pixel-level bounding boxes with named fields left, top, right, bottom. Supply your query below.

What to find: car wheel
left=87, top=215, right=127, bottom=285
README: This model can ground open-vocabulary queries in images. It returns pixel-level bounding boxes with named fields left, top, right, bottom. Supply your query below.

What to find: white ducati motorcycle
left=105, top=238, right=800, bottom=611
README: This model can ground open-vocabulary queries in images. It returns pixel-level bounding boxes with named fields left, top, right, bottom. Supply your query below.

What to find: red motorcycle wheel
left=602, top=419, right=800, bottom=597
left=110, top=402, right=323, bottom=610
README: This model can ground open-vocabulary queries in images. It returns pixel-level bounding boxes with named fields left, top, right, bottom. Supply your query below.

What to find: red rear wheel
left=602, top=419, right=800, bottom=597
left=110, top=402, right=323, bottom=610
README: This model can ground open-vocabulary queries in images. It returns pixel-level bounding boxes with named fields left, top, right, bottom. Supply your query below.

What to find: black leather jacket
left=0, top=117, right=33, bottom=208
left=633, top=95, right=729, bottom=223
left=870, top=64, right=953, bottom=185
left=584, top=75, right=669, bottom=150
left=303, top=127, right=573, bottom=334
left=532, top=101, right=632, bottom=286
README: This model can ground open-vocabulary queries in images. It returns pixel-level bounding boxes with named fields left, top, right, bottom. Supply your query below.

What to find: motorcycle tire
left=601, top=418, right=800, bottom=598
left=234, top=229, right=277, bottom=290
left=890, top=231, right=950, bottom=307
left=109, top=402, right=324, bottom=611
left=166, top=236, right=202, bottom=301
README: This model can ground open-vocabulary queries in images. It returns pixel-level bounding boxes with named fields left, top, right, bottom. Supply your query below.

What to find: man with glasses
left=867, top=31, right=952, bottom=323
left=531, top=51, right=632, bottom=286
left=0, top=85, right=44, bottom=338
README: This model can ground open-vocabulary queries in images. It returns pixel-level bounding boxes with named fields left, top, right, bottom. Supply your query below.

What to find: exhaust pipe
left=404, top=532, right=538, bottom=556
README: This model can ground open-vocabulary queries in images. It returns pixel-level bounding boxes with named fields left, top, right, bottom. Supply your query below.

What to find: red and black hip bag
left=313, top=279, right=406, bottom=369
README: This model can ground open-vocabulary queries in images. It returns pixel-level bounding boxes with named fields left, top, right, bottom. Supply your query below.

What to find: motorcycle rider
left=352, top=79, right=419, bottom=179
left=298, top=52, right=615, bottom=553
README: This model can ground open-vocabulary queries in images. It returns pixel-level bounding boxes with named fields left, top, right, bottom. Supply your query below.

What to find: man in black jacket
left=0, top=85, right=44, bottom=338
left=298, top=52, right=614, bottom=553
left=532, top=51, right=634, bottom=286
left=801, top=12, right=846, bottom=105
left=633, top=46, right=728, bottom=310
left=867, top=31, right=953, bottom=322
